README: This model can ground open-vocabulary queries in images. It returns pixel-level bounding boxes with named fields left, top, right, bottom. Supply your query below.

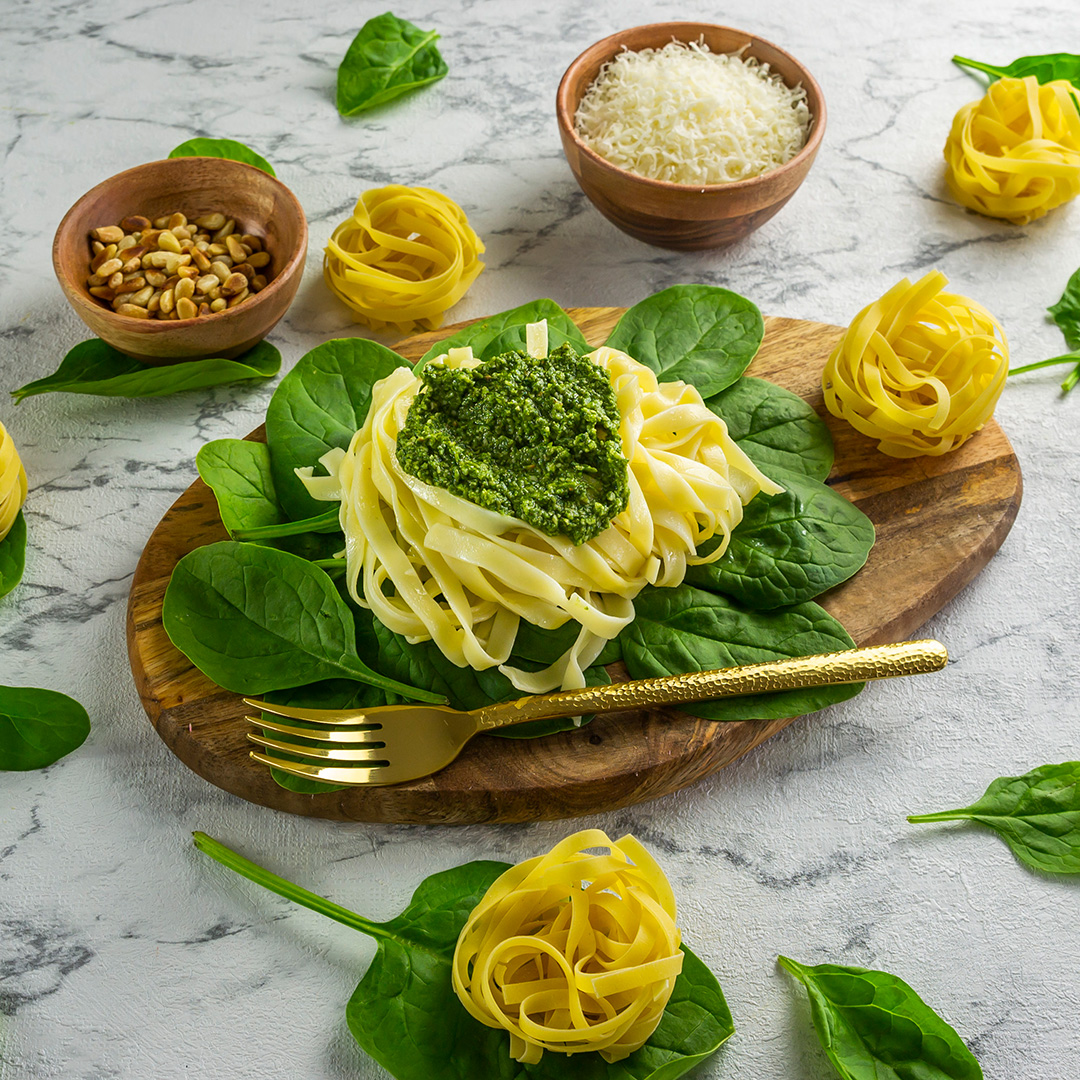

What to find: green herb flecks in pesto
left=395, top=344, right=629, bottom=545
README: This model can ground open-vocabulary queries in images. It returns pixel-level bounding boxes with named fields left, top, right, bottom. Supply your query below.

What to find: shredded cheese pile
left=323, top=185, right=485, bottom=334
left=944, top=75, right=1080, bottom=224
left=452, top=830, right=684, bottom=1064
left=0, top=419, right=27, bottom=543
left=822, top=270, right=1009, bottom=458
left=574, top=40, right=810, bottom=185
left=297, top=321, right=780, bottom=694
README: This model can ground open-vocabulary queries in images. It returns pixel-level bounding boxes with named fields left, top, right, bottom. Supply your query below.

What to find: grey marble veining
left=2, top=0, right=1079, bottom=1077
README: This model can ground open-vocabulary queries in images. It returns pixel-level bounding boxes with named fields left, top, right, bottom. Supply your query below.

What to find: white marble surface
left=1, top=1, right=1078, bottom=1077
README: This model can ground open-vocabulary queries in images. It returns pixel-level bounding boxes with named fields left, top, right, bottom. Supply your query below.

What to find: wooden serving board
left=126, top=309, right=1022, bottom=823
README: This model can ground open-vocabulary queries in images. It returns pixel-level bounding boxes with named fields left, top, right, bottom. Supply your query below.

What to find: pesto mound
left=395, top=344, right=629, bottom=544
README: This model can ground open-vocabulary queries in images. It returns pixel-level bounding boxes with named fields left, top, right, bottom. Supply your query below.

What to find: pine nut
left=86, top=209, right=273, bottom=319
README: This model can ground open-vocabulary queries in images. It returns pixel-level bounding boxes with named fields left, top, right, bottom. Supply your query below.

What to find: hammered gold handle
left=474, top=640, right=948, bottom=731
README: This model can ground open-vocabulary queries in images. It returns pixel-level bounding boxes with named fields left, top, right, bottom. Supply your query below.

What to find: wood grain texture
left=555, top=23, right=826, bottom=249
left=126, top=308, right=1022, bottom=823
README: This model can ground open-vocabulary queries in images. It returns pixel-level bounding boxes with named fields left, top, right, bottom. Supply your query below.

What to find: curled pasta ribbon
left=944, top=76, right=1080, bottom=224
left=323, top=185, right=485, bottom=334
left=0, top=419, right=28, bottom=543
left=452, top=830, right=684, bottom=1064
left=822, top=270, right=1008, bottom=458
left=297, top=326, right=780, bottom=693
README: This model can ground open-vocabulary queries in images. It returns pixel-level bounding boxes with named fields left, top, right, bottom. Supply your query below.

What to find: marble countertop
left=2, top=1, right=1077, bottom=1077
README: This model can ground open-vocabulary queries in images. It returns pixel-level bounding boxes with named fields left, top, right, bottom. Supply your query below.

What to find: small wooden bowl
left=556, top=23, right=826, bottom=250
left=53, top=157, right=307, bottom=364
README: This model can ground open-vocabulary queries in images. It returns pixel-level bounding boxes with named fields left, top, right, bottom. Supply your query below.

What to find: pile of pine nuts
left=86, top=211, right=273, bottom=320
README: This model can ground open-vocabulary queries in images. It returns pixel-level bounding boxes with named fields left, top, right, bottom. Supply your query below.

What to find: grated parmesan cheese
left=574, top=40, right=811, bottom=185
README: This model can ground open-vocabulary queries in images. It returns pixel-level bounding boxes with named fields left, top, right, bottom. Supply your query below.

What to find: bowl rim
left=52, top=156, right=308, bottom=333
left=556, top=21, right=827, bottom=195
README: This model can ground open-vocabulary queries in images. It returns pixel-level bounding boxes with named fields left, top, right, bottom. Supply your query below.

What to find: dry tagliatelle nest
left=822, top=270, right=1009, bottom=458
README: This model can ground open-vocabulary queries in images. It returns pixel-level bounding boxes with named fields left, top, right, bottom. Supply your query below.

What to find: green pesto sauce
left=395, top=344, right=630, bottom=545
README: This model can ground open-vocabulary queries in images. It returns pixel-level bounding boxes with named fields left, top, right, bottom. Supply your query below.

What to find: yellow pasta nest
left=822, top=270, right=1008, bottom=458
left=452, top=830, right=684, bottom=1064
left=944, top=75, right=1080, bottom=224
left=0, top=419, right=28, bottom=542
left=323, top=184, right=485, bottom=334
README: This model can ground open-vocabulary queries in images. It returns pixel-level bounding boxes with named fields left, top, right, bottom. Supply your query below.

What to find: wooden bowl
left=53, top=157, right=307, bottom=364
left=556, top=23, right=826, bottom=250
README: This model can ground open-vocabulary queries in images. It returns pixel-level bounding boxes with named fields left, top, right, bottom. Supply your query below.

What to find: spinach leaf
left=231, top=507, right=342, bottom=542
left=417, top=299, right=592, bottom=369
left=908, top=761, right=1080, bottom=874
left=193, top=832, right=734, bottom=1080
left=162, top=541, right=443, bottom=703
left=0, top=511, right=26, bottom=600
left=1009, top=268, right=1080, bottom=393
left=336, top=13, right=448, bottom=117
left=621, top=584, right=861, bottom=721
left=168, top=137, right=276, bottom=176
left=952, top=52, right=1080, bottom=88
left=368, top=615, right=605, bottom=738
left=11, top=339, right=280, bottom=402
left=264, top=337, right=406, bottom=520
left=0, top=685, right=90, bottom=770
left=707, top=376, right=834, bottom=481
left=779, top=955, right=982, bottom=1080
left=197, top=440, right=283, bottom=535
left=603, top=285, right=764, bottom=398
left=261, top=680, right=393, bottom=794
left=686, top=469, right=875, bottom=609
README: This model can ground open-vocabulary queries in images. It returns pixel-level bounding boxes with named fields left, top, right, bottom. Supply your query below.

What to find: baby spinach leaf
left=336, top=13, right=449, bottom=117
left=686, top=469, right=875, bottom=609
left=11, top=339, right=280, bottom=402
left=265, top=337, right=406, bottom=520
left=0, top=511, right=27, bottom=600
left=162, top=541, right=443, bottom=703
left=952, top=52, right=1080, bottom=89
left=197, top=440, right=283, bottom=535
left=707, top=376, right=834, bottom=481
left=779, top=955, right=983, bottom=1080
left=621, top=585, right=861, bottom=721
left=231, top=507, right=341, bottom=542
left=0, top=685, right=90, bottom=770
left=193, top=832, right=734, bottom=1080
left=168, top=137, right=276, bottom=176
left=908, top=761, right=1080, bottom=874
left=603, top=285, right=764, bottom=398
left=1010, top=269, right=1080, bottom=392
left=1047, top=267, right=1080, bottom=350
left=416, top=299, right=591, bottom=369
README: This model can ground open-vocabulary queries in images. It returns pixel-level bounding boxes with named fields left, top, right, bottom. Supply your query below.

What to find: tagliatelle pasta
left=944, top=75, right=1080, bottom=224
left=323, top=185, right=485, bottom=334
left=451, top=830, right=684, bottom=1064
left=297, top=322, right=781, bottom=693
left=0, top=419, right=28, bottom=543
left=822, top=270, right=1008, bottom=458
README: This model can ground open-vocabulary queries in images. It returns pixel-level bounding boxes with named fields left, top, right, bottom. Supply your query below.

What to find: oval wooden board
left=127, top=308, right=1022, bottom=823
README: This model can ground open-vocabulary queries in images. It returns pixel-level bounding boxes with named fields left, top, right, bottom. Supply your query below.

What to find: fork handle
left=472, top=640, right=948, bottom=731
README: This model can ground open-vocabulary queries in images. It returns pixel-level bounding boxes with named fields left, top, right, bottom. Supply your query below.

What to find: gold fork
left=243, top=639, right=948, bottom=787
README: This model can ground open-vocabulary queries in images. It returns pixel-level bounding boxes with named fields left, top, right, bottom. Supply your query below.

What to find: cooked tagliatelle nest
left=297, top=321, right=781, bottom=694
left=451, top=830, right=684, bottom=1064
left=323, top=185, right=485, bottom=334
left=822, top=270, right=1008, bottom=458
left=0, top=419, right=28, bottom=543
left=944, top=75, right=1080, bottom=224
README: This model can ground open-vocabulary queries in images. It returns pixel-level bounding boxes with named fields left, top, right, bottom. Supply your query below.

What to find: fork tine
left=246, top=715, right=382, bottom=743
left=246, top=732, right=388, bottom=763
left=244, top=697, right=376, bottom=726
left=248, top=752, right=391, bottom=785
